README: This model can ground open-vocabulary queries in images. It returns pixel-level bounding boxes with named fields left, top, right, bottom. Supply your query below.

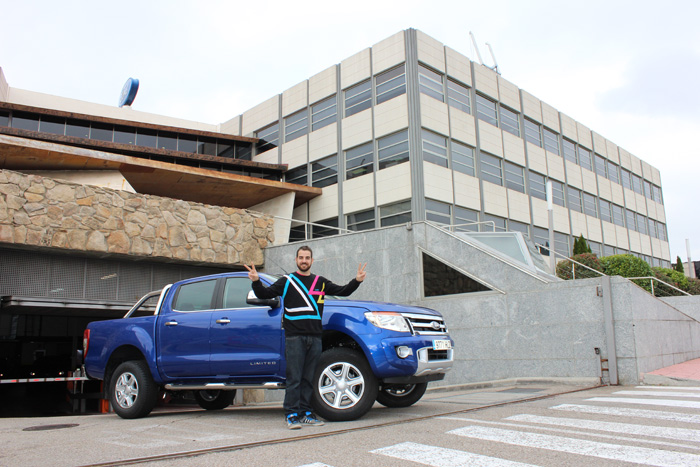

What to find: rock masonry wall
left=0, top=169, right=273, bottom=266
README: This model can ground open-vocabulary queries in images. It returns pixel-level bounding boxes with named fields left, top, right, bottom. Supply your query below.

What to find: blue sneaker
left=300, top=412, right=325, bottom=426
left=286, top=413, right=302, bottom=430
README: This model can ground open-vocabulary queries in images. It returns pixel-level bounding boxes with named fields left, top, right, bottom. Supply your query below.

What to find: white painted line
left=552, top=403, right=700, bottom=424
left=296, top=464, right=334, bottom=467
left=371, top=441, right=539, bottom=467
left=439, top=416, right=700, bottom=451
left=615, top=390, right=700, bottom=398
left=588, top=396, right=700, bottom=409
left=636, top=386, right=700, bottom=391
left=449, top=426, right=700, bottom=467
left=506, top=413, right=700, bottom=442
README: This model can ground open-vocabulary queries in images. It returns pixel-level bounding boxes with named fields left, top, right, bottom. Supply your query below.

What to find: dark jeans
left=283, top=335, right=321, bottom=417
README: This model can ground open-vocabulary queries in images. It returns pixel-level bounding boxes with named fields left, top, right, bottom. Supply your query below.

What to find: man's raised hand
left=356, top=262, right=367, bottom=282
left=244, top=263, right=259, bottom=282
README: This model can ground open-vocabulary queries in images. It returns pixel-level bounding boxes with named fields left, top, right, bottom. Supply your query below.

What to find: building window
left=311, top=155, right=338, bottom=188
left=375, top=64, right=406, bottom=105
left=66, top=119, right=90, bottom=139
left=475, top=94, right=498, bottom=127
left=626, top=209, right=637, bottom=231
left=621, top=168, right=632, bottom=189
left=658, top=222, right=667, bottom=241
left=418, top=64, right=444, bottom=101
left=532, top=226, right=550, bottom=255
left=504, top=161, right=525, bottom=193
left=637, top=213, right=648, bottom=235
left=425, top=199, right=451, bottom=226
left=344, top=80, right=372, bottom=117
left=595, top=154, right=608, bottom=178
left=563, top=139, right=577, bottom=163
left=567, top=187, right=583, bottom=213
left=256, top=123, right=279, bottom=154
left=285, top=110, right=308, bottom=142
left=551, top=180, right=565, bottom=207
left=454, top=206, right=479, bottom=232
left=652, top=185, right=662, bottom=203
left=312, top=218, right=339, bottom=238
left=643, top=181, right=653, bottom=200
left=91, top=122, right=114, bottom=142
left=311, top=96, right=337, bottom=131
left=0, top=110, right=9, bottom=127
left=285, top=165, right=307, bottom=185
left=578, top=147, right=592, bottom=171
left=39, top=115, right=66, bottom=135
left=447, top=79, right=471, bottom=114
left=482, top=214, right=506, bottom=232
left=380, top=200, right=412, bottom=227
left=529, top=171, right=546, bottom=200
left=524, top=118, right=542, bottom=147
left=607, top=161, right=620, bottom=184
left=378, top=130, right=409, bottom=170
left=543, top=128, right=560, bottom=155
left=500, top=106, right=520, bottom=137
left=422, top=130, right=448, bottom=168
left=599, top=199, right=612, bottom=223
left=508, top=220, right=529, bottom=237
left=583, top=192, right=598, bottom=218
left=157, top=131, right=177, bottom=150
left=178, top=135, right=197, bottom=153
left=10, top=111, right=40, bottom=131
left=612, top=204, right=625, bottom=227
left=554, top=232, right=570, bottom=256
left=347, top=209, right=375, bottom=231
left=647, top=218, right=657, bottom=238
left=345, top=142, right=374, bottom=180
left=631, top=174, right=643, bottom=194
left=479, top=152, right=502, bottom=186
left=451, top=140, right=475, bottom=176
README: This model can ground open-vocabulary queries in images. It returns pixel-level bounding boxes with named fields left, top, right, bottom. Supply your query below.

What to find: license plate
left=432, top=339, right=452, bottom=350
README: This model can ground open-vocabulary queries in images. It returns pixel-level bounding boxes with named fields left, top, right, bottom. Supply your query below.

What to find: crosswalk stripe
left=439, top=416, right=700, bottom=451
left=370, top=441, right=539, bottom=467
left=588, top=396, right=700, bottom=409
left=615, top=390, right=700, bottom=398
left=449, top=425, right=700, bottom=467
left=506, top=414, right=700, bottom=442
left=552, top=403, right=700, bottom=424
left=635, top=386, right=700, bottom=391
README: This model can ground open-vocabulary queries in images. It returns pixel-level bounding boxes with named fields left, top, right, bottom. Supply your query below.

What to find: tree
left=573, top=235, right=592, bottom=255
left=674, top=256, right=685, bottom=274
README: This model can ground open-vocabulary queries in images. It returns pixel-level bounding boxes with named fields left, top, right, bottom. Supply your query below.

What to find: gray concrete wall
left=261, top=222, right=700, bottom=387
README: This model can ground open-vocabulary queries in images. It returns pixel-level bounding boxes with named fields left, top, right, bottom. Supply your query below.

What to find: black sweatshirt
left=252, top=272, right=361, bottom=336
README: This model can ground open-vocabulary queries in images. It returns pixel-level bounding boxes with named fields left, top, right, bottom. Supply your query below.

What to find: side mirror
left=246, top=290, right=280, bottom=308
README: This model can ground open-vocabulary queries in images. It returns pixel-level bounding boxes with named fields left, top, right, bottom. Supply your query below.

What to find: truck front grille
left=403, top=313, right=448, bottom=335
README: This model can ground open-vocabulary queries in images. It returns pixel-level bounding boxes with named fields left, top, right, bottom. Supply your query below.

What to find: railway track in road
left=80, top=384, right=604, bottom=467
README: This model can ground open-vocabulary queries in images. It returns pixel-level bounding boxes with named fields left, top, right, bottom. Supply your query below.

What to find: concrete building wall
left=260, top=223, right=700, bottom=387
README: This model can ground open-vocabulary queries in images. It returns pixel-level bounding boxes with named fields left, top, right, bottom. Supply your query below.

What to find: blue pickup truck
left=82, top=271, right=454, bottom=421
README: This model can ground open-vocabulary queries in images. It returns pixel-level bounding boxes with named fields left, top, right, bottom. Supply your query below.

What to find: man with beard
left=245, top=246, right=367, bottom=429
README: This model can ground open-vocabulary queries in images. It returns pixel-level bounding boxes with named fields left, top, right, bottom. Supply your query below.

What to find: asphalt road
left=4, top=383, right=700, bottom=467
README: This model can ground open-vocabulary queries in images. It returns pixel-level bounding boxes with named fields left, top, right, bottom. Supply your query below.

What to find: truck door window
left=222, top=277, right=257, bottom=309
left=172, top=279, right=217, bottom=311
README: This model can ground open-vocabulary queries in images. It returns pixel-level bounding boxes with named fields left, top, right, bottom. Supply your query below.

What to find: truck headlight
left=364, top=311, right=410, bottom=332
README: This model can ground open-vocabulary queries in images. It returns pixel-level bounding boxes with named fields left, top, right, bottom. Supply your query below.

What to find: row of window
left=409, top=63, right=664, bottom=205
left=290, top=197, right=669, bottom=268
left=0, top=109, right=251, bottom=159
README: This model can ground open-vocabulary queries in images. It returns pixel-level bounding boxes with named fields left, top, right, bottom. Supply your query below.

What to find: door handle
left=216, top=319, right=231, bottom=324
left=164, top=321, right=178, bottom=326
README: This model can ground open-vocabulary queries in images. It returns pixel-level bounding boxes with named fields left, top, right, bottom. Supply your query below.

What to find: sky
left=1, top=0, right=699, bottom=263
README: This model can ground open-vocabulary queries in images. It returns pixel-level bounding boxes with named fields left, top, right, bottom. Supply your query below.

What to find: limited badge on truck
left=432, top=339, right=452, bottom=350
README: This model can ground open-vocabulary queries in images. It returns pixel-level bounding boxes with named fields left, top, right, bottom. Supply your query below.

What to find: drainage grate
left=23, top=423, right=79, bottom=432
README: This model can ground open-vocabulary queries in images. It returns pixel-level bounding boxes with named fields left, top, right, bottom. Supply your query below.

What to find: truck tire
left=194, top=390, right=236, bottom=410
left=376, top=383, right=428, bottom=408
left=110, top=361, right=159, bottom=419
left=312, top=347, right=378, bottom=421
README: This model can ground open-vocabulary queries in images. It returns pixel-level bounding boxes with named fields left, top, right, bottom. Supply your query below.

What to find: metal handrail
left=535, top=243, right=605, bottom=279
left=628, top=276, right=691, bottom=296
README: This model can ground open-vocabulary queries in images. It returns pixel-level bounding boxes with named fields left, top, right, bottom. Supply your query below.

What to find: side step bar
left=164, top=382, right=285, bottom=391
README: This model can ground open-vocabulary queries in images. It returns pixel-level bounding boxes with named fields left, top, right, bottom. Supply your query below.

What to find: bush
left=556, top=253, right=603, bottom=280
left=600, top=254, right=654, bottom=292
left=652, top=267, right=690, bottom=296
left=573, top=235, right=592, bottom=255
left=688, top=279, right=700, bottom=295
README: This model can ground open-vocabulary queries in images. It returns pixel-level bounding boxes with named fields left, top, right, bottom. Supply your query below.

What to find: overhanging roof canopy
left=0, top=134, right=321, bottom=209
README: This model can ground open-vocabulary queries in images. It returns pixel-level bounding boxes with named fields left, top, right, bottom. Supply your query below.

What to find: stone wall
left=0, top=169, right=273, bottom=266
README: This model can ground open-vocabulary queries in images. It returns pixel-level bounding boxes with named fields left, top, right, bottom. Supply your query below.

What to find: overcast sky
left=2, top=0, right=699, bottom=262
